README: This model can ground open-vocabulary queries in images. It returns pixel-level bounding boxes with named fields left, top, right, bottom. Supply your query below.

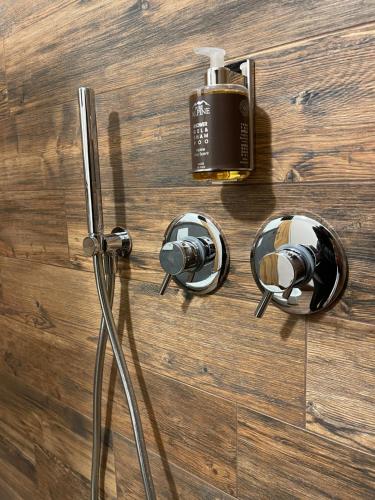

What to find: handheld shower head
left=78, top=86, right=104, bottom=237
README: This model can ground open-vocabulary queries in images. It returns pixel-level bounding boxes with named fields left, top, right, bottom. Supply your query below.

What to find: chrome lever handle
left=255, top=290, right=273, bottom=318
left=254, top=286, right=294, bottom=318
left=159, top=273, right=172, bottom=295
left=78, top=86, right=104, bottom=237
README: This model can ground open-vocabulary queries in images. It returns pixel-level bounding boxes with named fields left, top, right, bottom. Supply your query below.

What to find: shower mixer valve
left=250, top=214, right=348, bottom=317
left=159, top=213, right=229, bottom=295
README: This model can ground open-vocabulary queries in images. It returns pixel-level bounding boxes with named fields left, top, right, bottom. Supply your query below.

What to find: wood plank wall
left=0, top=1, right=374, bottom=498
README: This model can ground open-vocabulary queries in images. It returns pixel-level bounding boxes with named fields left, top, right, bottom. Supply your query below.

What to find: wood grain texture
left=307, top=316, right=375, bottom=455
left=0, top=434, right=37, bottom=499
left=0, top=190, right=70, bottom=265
left=111, top=365, right=237, bottom=494
left=0, top=113, right=17, bottom=163
left=112, top=279, right=305, bottom=427
left=112, top=433, right=236, bottom=500
left=0, top=369, right=117, bottom=499
left=7, top=23, right=375, bottom=194
left=238, top=406, right=375, bottom=499
left=35, top=446, right=91, bottom=500
left=0, top=0, right=374, bottom=497
left=4, top=1, right=375, bottom=110
left=0, top=0, right=74, bottom=36
left=0, top=314, right=98, bottom=422
left=0, top=38, right=6, bottom=113
left=0, top=256, right=305, bottom=426
left=10, top=99, right=75, bottom=190
left=93, top=24, right=375, bottom=187
left=0, top=308, right=237, bottom=493
left=0, top=255, right=100, bottom=348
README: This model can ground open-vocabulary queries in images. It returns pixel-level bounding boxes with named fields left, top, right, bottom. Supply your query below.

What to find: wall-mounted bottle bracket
left=226, top=57, right=255, bottom=173
left=159, top=213, right=230, bottom=295
left=250, top=214, right=348, bottom=317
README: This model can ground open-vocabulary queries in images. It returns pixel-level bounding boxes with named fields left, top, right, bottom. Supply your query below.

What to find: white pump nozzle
left=240, top=61, right=248, bottom=76
left=194, top=47, right=226, bottom=68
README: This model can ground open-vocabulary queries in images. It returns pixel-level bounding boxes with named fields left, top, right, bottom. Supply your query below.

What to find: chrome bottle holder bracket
left=250, top=214, right=348, bottom=317
left=159, top=213, right=230, bottom=295
left=226, top=57, right=255, bottom=173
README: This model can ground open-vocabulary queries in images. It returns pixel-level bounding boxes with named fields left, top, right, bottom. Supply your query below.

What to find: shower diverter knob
left=158, top=213, right=229, bottom=295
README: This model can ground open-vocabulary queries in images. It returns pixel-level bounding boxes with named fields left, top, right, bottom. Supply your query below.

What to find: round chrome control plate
left=250, top=214, right=348, bottom=315
left=162, top=213, right=229, bottom=295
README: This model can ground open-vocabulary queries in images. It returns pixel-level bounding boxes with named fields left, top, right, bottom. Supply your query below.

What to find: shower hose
left=90, top=252, right=156, bottom=500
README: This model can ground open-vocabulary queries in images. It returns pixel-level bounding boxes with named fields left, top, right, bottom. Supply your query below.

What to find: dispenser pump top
left=194, top=47, right=226, bottom=68
left=194, top=47, right=231, bottom=86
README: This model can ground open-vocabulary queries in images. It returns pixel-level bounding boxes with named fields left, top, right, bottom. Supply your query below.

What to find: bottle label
left=189, top=92, right=249, bottom=172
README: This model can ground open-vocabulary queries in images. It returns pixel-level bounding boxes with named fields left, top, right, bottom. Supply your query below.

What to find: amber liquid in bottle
left=190, top=85, right=250, bottom=182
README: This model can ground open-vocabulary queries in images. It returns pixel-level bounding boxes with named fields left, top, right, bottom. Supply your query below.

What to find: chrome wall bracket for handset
left=159, top=213, right=229, bottom=295
left=83, top=226, right=132, bottom=260
left=250, top=215, right=348, bottom=317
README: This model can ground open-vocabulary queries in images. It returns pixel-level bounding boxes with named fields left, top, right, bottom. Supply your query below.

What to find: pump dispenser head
left=194, top=47, right=226, bottom=68
left=194, top=46, right=231, bottom=86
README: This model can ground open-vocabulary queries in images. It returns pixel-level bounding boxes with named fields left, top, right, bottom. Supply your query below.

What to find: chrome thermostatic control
left=250, top=214, right=348, bottom=317
left=159, top=213, right=229, bottom=295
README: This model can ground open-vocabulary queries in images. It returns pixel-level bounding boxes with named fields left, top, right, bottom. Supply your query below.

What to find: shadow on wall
left=101, top=112, right=178, bottom=497
left=221, top=106, right=275, bottom=220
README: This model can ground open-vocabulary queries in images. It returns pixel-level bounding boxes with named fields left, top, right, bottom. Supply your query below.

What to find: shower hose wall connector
left=78, top=86, right=156, bottom=500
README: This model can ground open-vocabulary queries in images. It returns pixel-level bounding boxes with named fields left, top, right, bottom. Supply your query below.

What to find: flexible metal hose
left=92, top=253, right=156, bottom=500
left=91, top=255, right=115, bottom=500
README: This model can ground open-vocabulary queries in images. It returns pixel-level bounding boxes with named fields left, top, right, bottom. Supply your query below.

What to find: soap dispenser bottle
left=190, top=47, right=251, bottom=182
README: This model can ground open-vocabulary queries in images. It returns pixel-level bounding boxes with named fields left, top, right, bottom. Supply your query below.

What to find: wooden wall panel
left=0, top=0, right=374, bottom=498
left=95, top=24, right=375, bottom=187
left=0, top=291, right=238, bottom=493
left=307, top=317, right=375, bottom=454
left=0, top=191, right=70, bottom=264
left=112, top=433, right=236, bottom=500
left=0, top=369, right=117, bottom=499
left=0, top=154, right=63, bottom=192
left=0, top=256, right=305, bottom=425
left=35, top=446, right=91, bottom=500
left=0, top=375, right=39, bottom=500
left=0, top=256, right=101, bottom=347
left=65, top=183, right=374, bottom=264
left=10, top=23, right=375, bottom=195
left=111, top=279, right=305, bottom=426
left=0, top=113, right=18, bottom=167
left=0, top=0, right=74, bottom=37
left=11, top=99, right=76, bottom=190
left=111, top=366, right=237, bottom=494
left=0, top=38, right=6, bottom=113
left=4, top=1, right=375, bottom=110
left=0, top=435, right=37, bottom=499
left=238, top=406, right=375, bottom=499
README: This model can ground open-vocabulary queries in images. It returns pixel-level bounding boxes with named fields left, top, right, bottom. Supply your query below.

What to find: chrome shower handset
left=78, top=87, right=131, bottom=257
left=78, top=87, right=155, bottom=500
